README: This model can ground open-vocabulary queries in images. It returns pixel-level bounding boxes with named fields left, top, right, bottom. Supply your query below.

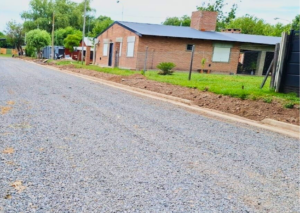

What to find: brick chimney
left=190, top=11, right=218, bottom=31
left=221, top=28, right=241, bottom=34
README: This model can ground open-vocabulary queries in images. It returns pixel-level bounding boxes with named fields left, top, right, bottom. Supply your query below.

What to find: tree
left=26, top=29, right=51, bottom=57
left=197, top=0, right=238, bottom=31
left=225, top=15, right=290, bottom=36
left=291, top=15, right=300, bottom=30
left=162, top=15, right=191, bottom=26
left=92, top=16, right=114, bottom=37
left=21, top=0, right=93, bottom=33
left=63, top=32, right=82, bottom=54
left=5, top=21, right=25, bottom=54
left=0, top=32, right=7, bottom=48
left=54, top=26, right=81, bottom=46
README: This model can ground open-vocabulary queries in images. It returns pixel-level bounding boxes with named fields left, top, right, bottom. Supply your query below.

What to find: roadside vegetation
left=0, top=54, right=13, bottom=57
left=50, top=60, right=299, bottom=105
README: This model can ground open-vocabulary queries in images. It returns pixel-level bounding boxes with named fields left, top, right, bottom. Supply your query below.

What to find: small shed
left=42, top=46, right=65, bottom=59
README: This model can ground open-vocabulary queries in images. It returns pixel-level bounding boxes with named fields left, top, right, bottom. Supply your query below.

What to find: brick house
left=65, top=37, right=96, bottom=63
left=95, top=11, right=281, bottom=75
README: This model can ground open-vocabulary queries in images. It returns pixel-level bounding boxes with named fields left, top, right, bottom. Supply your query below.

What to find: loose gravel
left=0, top=58, right=299, bottom=212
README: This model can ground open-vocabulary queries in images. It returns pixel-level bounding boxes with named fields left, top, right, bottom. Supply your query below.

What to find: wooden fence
left=0, top=48, right=18, bottom=55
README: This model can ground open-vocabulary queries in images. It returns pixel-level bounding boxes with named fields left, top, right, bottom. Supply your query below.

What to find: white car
left=65, top=55, right=72, bottom=60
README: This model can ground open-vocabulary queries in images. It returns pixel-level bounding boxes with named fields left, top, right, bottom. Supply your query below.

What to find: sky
left=0, top=0, right=299, bottom=32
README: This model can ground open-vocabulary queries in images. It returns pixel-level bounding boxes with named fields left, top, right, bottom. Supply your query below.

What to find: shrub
left=25, top=46, right=35, bottom=57
left=284, top=103, right=294, bottom=109
left=263, top=97, right=272, bottom=103
left=239, top=93, right=247, bottom=100
left=157, top=62, right=176, bottom=75
left=251, top=95, right=257, bottom=101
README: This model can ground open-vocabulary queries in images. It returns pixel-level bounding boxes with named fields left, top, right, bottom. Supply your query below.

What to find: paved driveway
left=0, top=58, right=298, bottom=212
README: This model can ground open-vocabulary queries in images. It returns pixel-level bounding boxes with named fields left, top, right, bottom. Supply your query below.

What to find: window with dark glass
left=186, top=44, right=193, bottom=51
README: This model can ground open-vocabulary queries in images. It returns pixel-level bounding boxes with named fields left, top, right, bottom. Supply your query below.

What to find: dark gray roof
left=115, top=21, right=281, bottom=45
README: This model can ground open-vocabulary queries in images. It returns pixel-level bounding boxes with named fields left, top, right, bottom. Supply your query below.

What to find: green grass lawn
left=0, top=54, right=14, bottom=57
left=51, top=60, right=299, bottom=105
left=55, top=60, right=135, bottom=76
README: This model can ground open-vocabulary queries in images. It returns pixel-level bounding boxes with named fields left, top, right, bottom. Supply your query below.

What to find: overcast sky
left=0, top=0, right=299, bottom=32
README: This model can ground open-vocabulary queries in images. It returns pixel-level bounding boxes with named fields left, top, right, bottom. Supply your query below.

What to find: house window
left=103, top=43, right=108, bottom=56
left=127, top=36, right=135, bottom=57
left=212, top=43, right=233, bottom=62
left=186, top=44, right=194, bottom=51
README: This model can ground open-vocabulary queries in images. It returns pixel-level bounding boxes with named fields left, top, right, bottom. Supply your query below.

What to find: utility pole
left=188, top=45, right=195, bottom=80
left=81, top=0, right=87, bottom=65
left=117, top=1, right=124, bottom=21
left=51, top=12, right=55, bottom=60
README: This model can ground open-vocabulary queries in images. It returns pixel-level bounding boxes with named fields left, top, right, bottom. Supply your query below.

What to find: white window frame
left=212, top=43, right=233, bottom=63
left=103, top=39, right=109, bottom=56
left=103, top=43, right=108, bottom=56
left=127, top=36, right=135, bottom=57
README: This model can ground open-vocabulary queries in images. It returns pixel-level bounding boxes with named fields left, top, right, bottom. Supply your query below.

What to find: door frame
left=108, top=43, right=114, bottom=66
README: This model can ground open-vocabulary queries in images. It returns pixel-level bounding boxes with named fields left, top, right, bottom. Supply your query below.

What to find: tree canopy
left=63, top=32, right=82, bottom=52
left=91, top=16, right=114, bottom=37
left=21, top=0, right=94, bottom=33
left=26, top=29, right=51, bottom=55
left=292, top=15, right=300, bottom=30
left=5, top=21, right=25, bottom=53
left=162, top=15, right=191, bottom=27
left=54, top=26, right=82, bottom=46
left=225, top=15, right=291, bottom=36
left=197, top=0, right=238, bottom=31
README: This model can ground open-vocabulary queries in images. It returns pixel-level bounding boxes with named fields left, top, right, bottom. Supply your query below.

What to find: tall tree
left=63, top=32, right=82, bottom=54
left=197, top=0, right=238, bottom=31
left=26, top=29, right=51, bottom=58
left=162, top=15, right=191, bottom=26
left=5, top=21, right=25, bottom=54
left=291, top=14, right=300, bottom=30
left=92, top=16, right=114, bottom=37
left=54, top=26, right=81, bottom=46
left=0, top=32, right=8, bottom=48
left=225, top=15, right=290, bottom=36
left=21, top=0, right=93, bottom=33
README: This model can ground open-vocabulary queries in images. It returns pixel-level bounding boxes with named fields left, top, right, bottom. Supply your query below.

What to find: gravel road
left=0, top=58, right=299, bottom=212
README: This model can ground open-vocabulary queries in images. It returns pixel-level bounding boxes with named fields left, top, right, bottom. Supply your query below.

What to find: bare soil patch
left=26, top=59, right=300, bottom=125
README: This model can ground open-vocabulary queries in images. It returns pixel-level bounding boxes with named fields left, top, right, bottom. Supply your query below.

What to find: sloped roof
left=102, top=21, right=281, bottom=45
left=82, top=37, right=97, bottom=46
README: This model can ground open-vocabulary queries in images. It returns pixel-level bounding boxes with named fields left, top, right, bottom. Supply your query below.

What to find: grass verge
left=0, top=54, right=14, bottom=58
left=55, top=60, right=135, bottom=76
left=51, top=60, right=300, bottom=104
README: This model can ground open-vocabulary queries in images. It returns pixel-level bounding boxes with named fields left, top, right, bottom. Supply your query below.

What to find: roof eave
left=94, top=21, right=142, bottom=39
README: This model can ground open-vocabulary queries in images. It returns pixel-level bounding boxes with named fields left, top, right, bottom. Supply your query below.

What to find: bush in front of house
left=157, top=62, right=176, bottom=75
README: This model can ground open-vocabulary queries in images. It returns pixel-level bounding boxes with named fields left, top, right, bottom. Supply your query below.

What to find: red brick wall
left=137, top=36, right=240, bottom=74
left=95, top=23, right=140, bottom=69
left=190, top=11, right=218, bottom=32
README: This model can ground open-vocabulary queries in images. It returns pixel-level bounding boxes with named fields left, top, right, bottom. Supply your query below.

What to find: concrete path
left=0, top=58, right=298, bottom=212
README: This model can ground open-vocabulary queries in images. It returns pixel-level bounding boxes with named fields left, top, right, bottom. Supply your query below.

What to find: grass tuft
left=284, top=103, right=294, bottom=109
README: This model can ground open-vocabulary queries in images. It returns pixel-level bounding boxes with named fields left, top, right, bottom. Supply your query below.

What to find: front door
left=108, top=43, right=114, bottom=66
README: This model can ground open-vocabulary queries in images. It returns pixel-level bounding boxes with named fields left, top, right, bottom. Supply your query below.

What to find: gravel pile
left=0, top=58, right=299, bottom=212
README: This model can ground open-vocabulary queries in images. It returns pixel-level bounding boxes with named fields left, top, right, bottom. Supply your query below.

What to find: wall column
left=85, top=46, right=91, bottom=65
left=256, top=51, right=266, bottom=76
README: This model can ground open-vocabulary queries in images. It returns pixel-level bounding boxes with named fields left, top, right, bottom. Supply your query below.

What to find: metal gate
left=280, top=30, right=300, bottom=95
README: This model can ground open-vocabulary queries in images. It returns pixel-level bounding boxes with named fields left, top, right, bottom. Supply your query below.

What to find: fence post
left=188, top=45, right=195, bottom=80
left=143, top=46, right=148, bottom=74
left=270, top=43, right=280, bottom=89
